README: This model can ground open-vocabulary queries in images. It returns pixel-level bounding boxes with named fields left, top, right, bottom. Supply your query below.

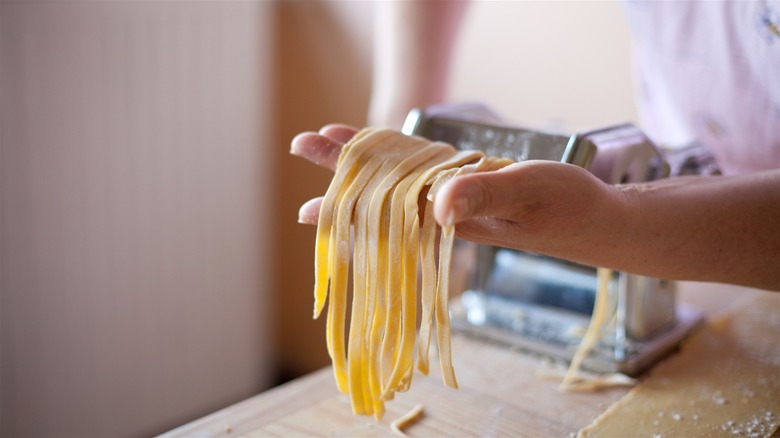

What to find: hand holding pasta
left=292, top=125, right=514, bottom=418
left=291, top=124, right=780, bottom=419
left=292, top=124, right=625, bottom=272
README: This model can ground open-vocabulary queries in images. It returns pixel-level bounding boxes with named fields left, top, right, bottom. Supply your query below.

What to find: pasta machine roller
left=402, top=103, right=704, bottom=376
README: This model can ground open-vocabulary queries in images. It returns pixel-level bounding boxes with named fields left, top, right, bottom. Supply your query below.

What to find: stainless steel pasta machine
left=402, top=103, right=707, bottom=376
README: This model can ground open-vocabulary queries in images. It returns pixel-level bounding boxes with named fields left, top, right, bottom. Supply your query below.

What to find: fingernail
left=447, top=197, right=468, bottom=226
left=298, top=209, right=315, bottom=225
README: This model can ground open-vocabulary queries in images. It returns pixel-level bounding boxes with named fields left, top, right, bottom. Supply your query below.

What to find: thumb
left=433, top=163, right=531, bottom=226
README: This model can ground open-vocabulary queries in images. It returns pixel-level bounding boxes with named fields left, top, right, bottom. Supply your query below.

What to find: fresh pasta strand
left=310, top=127, right=634, bottom=415
left=327, top=132, right=402, bottom=395
left=362, top=141, right=449, bottom=416
left=435, top=223, right=458, bottom=388
left=314, top=129, right=392, bottom=319
left=390, top=404, right=424, bottom=437
left=415, top=200, right=438, bottom=376
left=537, top=368, right=637, bottom=391
left=419, top=157, right=513, bottom=381
left=351, top=138, right=423, bottom=416
left=339, top=151, right=396, bottom=410
left=379, top=147, right=461, bottom=398
left=560, top=267, right=614, bottom=391
left=311, top=128, right=510, bottom=417
left=363, top=140, right=442, bottom=418
left=381, top=149, right=483, bottom=399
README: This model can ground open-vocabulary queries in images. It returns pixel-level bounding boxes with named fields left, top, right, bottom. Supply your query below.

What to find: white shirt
left=623, top=0, right=780, bottom=175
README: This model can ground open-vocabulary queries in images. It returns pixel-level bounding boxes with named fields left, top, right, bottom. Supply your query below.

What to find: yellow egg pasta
left=313, top=128, right=510, bottom=418
left=559, top=267, right=622, bottom=391
left=311, top=127, right=616, bottom=415
left=390, top=404, right=424, bottom=436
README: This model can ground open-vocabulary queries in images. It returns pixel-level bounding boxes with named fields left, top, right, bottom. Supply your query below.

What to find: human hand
left=291, top=125, right=780, bottom=290
left=432, top=159, right=626, bottom=262
left=290, top=124, right=360, bottom=225
left=290, top=124, right=627, bottom=267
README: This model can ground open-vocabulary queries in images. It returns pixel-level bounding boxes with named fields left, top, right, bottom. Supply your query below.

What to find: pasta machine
left=401, top=103, right=705, bottom=376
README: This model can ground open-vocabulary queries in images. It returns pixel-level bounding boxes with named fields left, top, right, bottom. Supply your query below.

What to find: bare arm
left=434, top=163, right=780, bottom=291
left=292, top=128, right=780, bottom=291
left=617, top=172, right=780, bottom=290
left=368, top=0, right=468, bottom=128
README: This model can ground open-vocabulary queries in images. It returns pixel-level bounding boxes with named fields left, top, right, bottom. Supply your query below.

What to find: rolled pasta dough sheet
left=578, top=291, right=780, bottom=438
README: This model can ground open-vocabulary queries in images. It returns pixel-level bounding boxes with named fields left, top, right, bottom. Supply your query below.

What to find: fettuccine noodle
left=312, top=128, right=511, bottom=418
left=311, top=127, right=619, bottom=417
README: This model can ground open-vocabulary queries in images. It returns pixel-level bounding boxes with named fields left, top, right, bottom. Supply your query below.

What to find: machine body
left=402, top=103, right=704, bottom=375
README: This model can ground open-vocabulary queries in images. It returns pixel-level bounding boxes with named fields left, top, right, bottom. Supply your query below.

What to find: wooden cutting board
left=161, top=334, right=631, bottom=437
left=161, top=282, right=756, bottom=437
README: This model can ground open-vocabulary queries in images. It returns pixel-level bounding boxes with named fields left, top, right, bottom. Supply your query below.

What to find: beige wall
left=271, top=0, right=375, bottom=382
left=1, top=1, right=274, bottom=436
left=0, top=0, right=637, bottom=436
left=451, top=1, right=638, bottom=131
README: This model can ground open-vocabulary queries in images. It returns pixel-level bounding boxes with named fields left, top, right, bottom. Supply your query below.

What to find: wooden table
left=161, top=282, right=754, bottom=437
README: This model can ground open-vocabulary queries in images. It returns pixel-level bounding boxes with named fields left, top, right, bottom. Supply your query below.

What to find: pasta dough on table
left=578, top=291, right=780, bottom=437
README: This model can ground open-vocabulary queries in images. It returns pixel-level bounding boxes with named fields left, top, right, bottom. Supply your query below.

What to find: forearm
left=368, top=0, right=469, bottom=128
left=608, top=171, right=780, bottom=290
left=293, top=127, right=780, bottom=291
left=442, top=163, right=780, bottom=291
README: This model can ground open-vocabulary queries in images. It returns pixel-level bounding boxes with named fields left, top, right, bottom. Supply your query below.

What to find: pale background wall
left=1, top=1, right=274, bottom=436
left=272, top=0, right=374, bottom=383
left=1, top=1, right=636, bottom=436
left=451, top=1, right=639, bottom=131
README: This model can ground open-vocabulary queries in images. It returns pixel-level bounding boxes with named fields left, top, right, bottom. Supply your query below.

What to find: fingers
left=290, top=124, right=358, bottom=171
left=432, top=161, right=613, bottom=262
left=290, top=132, right=343, bottom=171
left=292, top=124, right=358, bottom=226
left=298, top=197, right=323, bottom=225
left=433, top=162, right=532, bottom=226
left=319, top=124, right=359, bottom=144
